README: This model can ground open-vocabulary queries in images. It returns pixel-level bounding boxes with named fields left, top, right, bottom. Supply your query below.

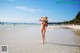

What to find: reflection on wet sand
left=70, top=29, right=80, bottom=36
left=59, top=26, right=80, bottom=36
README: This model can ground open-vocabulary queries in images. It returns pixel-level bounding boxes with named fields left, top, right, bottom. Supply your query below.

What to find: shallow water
left=0, top=25, right=80, bottom=53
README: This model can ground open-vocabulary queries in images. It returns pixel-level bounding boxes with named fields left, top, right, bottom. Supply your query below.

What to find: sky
left=0, top=0, right=80, bottom=23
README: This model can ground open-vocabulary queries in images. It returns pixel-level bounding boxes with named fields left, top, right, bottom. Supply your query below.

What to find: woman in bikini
left=39, top=17, right=48, bottom=44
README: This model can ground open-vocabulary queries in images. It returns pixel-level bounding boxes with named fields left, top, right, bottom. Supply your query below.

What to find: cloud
left=7, top=0, right=15, bottom=2
left=15, top=6, right=27, bottom=10
left=15, top=6, right=44, bottom=13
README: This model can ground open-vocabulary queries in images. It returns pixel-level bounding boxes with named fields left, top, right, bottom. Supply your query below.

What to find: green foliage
left=69, top=11, right=80, bottom=25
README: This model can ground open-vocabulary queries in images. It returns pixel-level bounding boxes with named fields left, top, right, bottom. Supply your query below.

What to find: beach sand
left=0, top=24, right=80, bottom=53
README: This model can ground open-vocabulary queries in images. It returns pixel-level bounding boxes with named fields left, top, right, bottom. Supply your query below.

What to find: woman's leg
left=43, top=29, right=46, bottom=41
left=41, top=29, right=46, bottom=44
left=41, top=29, right=44, bottom=44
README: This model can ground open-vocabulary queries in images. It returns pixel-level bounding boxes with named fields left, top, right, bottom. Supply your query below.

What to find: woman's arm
left=39, top=19, right=41, bottom=21
left=39, top=19, right=43, bottom=21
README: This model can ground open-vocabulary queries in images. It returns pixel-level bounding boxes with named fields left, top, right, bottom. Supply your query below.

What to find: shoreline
left=0, top=24, right=80, bottom=29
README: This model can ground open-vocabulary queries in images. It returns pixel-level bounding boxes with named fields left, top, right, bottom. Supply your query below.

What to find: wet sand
left=70, top=29, right=80, bottom=36
left=0, top=24, right=80, bottom=53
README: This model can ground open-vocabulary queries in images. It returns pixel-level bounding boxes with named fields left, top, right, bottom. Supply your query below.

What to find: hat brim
left=41, top=17, right=48, bottom=21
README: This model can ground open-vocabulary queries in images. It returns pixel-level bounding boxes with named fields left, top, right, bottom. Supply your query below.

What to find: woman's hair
left=44, top=16, right=48, bottom=27
left=45, top=21, right=48, bottom=27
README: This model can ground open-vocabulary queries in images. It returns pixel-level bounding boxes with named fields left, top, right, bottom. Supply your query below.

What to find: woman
left=39, top=16, right=48, bottom=44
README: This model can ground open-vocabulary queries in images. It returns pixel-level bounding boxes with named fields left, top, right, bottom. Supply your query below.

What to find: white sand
left=0, top=24, right=80, bottom=53
left=47, top=25, right=80, bottom=30
left=67, top=25, right=80, bottom=30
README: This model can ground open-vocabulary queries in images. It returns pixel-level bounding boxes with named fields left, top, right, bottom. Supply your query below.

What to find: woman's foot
left=43, top=41, right=44, bottom=44
left=42, top=40, right=45, bottom=44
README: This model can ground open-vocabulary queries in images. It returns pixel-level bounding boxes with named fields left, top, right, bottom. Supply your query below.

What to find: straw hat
left=40, top=16, right=48, bottom=21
